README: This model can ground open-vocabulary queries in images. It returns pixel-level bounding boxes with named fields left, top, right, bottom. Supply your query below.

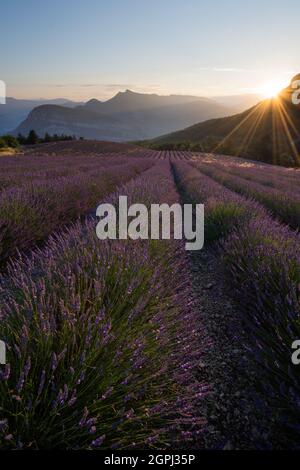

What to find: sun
left=260, top=80, right=287, bottom=99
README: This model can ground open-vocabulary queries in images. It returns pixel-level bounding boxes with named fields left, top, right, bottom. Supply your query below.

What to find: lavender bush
left=0, top=159, right=152, bottom=265
left=0, top=162, right=208, bottom=449
left=222, top=219, right=300, bottom=446
left=173, top=160, right=300, bottom=446
left=0, top=153, right=144, bottom=192
left=172, top=161, right=265, bottom=243
left=191, top=159, right=300, bottom=230
left=215, top=161, right=300, bottom=195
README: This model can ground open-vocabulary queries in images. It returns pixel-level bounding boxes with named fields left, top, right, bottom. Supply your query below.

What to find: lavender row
left=173, top=161, right=300, bottom=446
left=193, top=153, right=300, bottom=194
left=0, top=154, right=145, bottom=191
left=191, top=159, right=300, bottom=230
left=173, top=161, right=266, bottom=243
left=0, top=161, right=208, bottom=449
left=0, top=159, right=152, bottom=265
left=193, top=152, right=300, bottom=184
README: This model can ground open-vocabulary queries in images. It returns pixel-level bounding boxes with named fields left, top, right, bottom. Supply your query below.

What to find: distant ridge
left=14, top=104, right=136, bottom=141
left=13, top=89, right=236, bottom=141
left=82, top=89, right=212, bottom=114
left=0, top=97, right=82, bottom=135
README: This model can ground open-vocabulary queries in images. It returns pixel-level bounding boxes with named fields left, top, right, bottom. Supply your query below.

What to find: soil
left=189, top=247, right=275, bottom=449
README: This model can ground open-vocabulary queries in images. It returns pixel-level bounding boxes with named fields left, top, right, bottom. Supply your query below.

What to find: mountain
left=0, top=97, right=82, bottom=134
left=13, top=90, right=235, bottom=141
left=14, top=105, right=138, bottom=141
left=82, top=90, right=212, bottom=113
left=150, top=75, right=300, bottom=166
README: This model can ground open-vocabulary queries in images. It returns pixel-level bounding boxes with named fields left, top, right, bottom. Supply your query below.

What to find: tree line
left=0, top=130, right=84, bottom=149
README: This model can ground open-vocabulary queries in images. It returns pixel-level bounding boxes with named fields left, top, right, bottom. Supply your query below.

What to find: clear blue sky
left=1, top=0, right=299, bottom=100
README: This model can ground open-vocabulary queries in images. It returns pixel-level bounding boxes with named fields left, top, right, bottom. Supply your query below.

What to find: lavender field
left=0, top=144, right=299, bottom=449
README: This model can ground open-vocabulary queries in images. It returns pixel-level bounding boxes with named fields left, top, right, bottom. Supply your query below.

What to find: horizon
left=5, top=88, right=267, bottom=103
left=1, top=0, right=299, bottom=100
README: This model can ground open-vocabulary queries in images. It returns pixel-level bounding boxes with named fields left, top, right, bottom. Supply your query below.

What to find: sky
left=1, top=0, right=299, bottom=101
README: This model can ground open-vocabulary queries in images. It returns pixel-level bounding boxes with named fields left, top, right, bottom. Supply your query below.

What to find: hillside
left=13, top=90, right=234, bottom=141
left=14, top=104, right=139, bottom=141
left=149, top=75, right=300, bottom=166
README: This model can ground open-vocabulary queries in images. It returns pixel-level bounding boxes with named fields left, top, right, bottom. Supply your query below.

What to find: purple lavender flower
left=91, top=435, right=105, bottom=448
left=37, top=370, right=46, bottom=396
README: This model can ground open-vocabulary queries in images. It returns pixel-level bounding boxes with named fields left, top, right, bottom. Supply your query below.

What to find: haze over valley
left=7, top=90, right=262, bottom=141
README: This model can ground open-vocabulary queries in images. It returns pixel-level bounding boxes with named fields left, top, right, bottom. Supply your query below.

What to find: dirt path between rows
left=188, top=247, right=275, bottom=449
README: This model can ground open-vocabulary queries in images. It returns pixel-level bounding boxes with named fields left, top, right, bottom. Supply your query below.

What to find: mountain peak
left=116, top=89, right=143, bottom=97
left=86, top=98, right=101, bottom=105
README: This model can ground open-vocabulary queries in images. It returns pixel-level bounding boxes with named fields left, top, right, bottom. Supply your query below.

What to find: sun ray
left=276, top=98, right=300, bottom=140
left=235, top=100, right=269, bottom=157
left=272, top=98, right=280, bottom=165
left=212, top=100, right=266, bottom=154
left=275, top=99, right=300, bottom=165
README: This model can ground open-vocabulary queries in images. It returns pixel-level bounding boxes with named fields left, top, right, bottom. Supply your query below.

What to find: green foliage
left=279, top=153, right=296, bottom=167
left=0, top=135, right=20, bottom=150
left=205, top=202, right=248, bottom=243
left=17, top=133, right=27, bottom=145
left=27, top=130, right=39, bottom=145
left=0, top=129, right=78, bottom=149
left=2, top=135, right=19, bottom=148
left=15, top=131, right=77, bottom=146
